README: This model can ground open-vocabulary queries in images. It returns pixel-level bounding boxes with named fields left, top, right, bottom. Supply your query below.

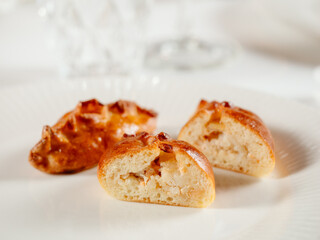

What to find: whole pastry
left=29, top=99, right=157, bottom=174
left=178, top=100, right=275, bottom=177
left=98, top=132, right=215, bottom=208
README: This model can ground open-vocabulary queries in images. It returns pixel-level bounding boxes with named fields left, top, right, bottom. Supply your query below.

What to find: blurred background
left=0, top=0, right=320, bottom=106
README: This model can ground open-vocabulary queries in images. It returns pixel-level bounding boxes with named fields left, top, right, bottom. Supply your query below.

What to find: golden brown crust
left=182, top=99, right=275, bottom=158
left=98, top=132, right=215, bottom=192
left=29, top=99, right=157, bottom=174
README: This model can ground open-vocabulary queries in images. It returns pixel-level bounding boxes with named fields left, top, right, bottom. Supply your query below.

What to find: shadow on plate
left=99, top=198, right=200, bottom=227
left=0, top=147, right=45, bottom=180
left=0, top=146, right=99, bottom=180
left=213, top=168, right=259, bottom=191
left=209, top=127, right=310, bottom=208
left=270, top=127, right=311, bottom=178
left=210, top=168, right=290, bottom=209
left=29, top=179, right=200, bottom=230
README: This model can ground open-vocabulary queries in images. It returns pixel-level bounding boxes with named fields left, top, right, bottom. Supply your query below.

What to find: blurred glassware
left=145, top=0, right=237, bottom=70
left=38, top=0, right=149, bottom=77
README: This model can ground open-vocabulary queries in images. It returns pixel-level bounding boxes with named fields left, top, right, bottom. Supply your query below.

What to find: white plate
left=1, top=78, right=320, bottom=240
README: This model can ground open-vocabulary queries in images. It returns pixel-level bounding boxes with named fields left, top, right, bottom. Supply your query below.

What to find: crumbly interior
left=102, top=148, right=214, bottom=208
left=179, top=113, right=274, bottom=177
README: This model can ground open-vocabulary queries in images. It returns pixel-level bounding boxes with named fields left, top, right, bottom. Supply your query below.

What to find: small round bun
left=29, top=99, right=157, bottom=174
left=98, top=132, right=215, bottom=208
left=178, top=100, right=275, bottom=177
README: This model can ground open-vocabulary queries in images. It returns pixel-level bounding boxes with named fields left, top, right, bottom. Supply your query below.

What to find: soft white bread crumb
left=98, top=132, right=215, bottom=208
left=178, top=100, right=275, bottom=177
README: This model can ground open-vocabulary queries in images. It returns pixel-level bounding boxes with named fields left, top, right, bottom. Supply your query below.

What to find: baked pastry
left=29, top=99, right=157, bottom=174
left=178, top=100, right=275, bottom=177
left=98, top=132, right=215, bottom=208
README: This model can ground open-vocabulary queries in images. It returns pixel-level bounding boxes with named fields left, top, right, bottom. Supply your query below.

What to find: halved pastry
left=178, top=100, right=275, bottom=177
left=29, top=99, right=157, bottom=174
left=98, top=132, right=215, bottom=208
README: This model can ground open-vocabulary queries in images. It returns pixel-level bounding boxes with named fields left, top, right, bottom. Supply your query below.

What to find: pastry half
left=98, top=132, right=215, bottom=208
left=178, top=100, right=275, bottom=177
left=29, top=99, right=157, bottom=174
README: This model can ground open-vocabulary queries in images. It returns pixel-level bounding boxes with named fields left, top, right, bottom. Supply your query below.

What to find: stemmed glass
left=145, top=0, right=237, bottom=70
left=38, top=0, right=149, bottom=77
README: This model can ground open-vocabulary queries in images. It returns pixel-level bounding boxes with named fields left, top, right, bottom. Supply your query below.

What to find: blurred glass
left=38, top=0, right=149, bottom=77
left=145, top=0, right=237, bottom=70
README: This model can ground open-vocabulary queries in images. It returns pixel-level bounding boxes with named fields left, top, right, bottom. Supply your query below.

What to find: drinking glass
left=145, top=0, right=236, bottom=70
left=38, top=0, right=149, bottom=76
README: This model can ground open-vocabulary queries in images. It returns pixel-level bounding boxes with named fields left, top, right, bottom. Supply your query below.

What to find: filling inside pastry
left=101, top=145, right=214, bottom=207
left=179, top=114, right=274, bottom=177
